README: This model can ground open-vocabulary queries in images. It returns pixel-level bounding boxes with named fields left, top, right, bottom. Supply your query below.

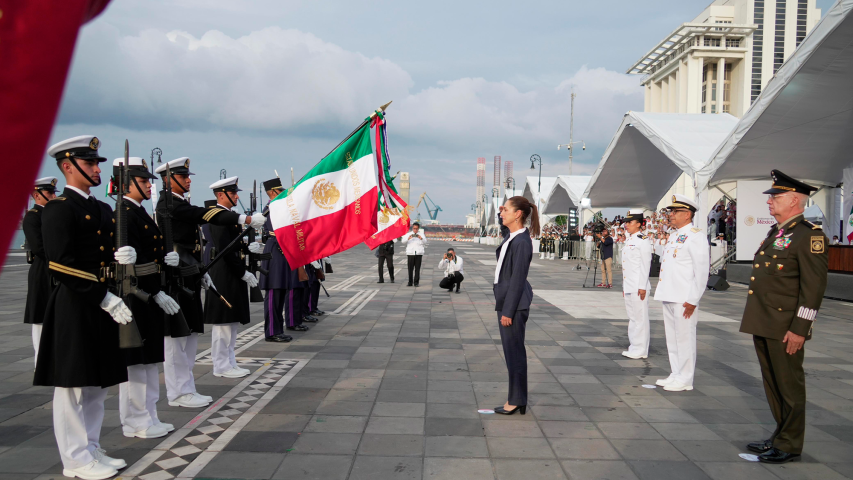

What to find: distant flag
left=846, top=195, right=853, bottom=245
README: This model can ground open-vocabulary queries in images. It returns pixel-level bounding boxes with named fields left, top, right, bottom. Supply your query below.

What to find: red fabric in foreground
left=364, top=188, right=411, bottom=250
left=0, top=0, right=111, bottom=272
left=274, top=187, right=379, bottom=267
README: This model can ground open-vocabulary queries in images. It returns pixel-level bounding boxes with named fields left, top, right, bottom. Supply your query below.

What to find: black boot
left=456, top=283, right=461, bottom=294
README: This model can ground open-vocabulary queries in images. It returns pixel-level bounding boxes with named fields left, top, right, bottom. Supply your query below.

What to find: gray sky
left=45, top=0, right=837, bottom=223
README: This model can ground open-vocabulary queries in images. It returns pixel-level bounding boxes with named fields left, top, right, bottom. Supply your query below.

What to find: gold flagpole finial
left=370, top=101, right=393, bottom=119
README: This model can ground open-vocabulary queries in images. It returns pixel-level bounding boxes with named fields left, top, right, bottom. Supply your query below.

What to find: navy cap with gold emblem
left=34, top=176, right=59, bottom=193
left=113, top=157, right=157, bottom=180
left=763, top=170, right=819, bottom=195
left=626, top=209, right=644, bottom=223
left=47, top=135, right=108, bottom=163
left=210, top=176, right=241, bottom=193
left=154, top=157, right=195, bottom=176
left=666, top=194, right=698, bottom=212
left=263, top=177, right=283, bottom=192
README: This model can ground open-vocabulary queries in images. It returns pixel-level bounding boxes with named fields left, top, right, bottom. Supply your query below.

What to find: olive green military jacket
left=739, top=214, right=828, bottom=341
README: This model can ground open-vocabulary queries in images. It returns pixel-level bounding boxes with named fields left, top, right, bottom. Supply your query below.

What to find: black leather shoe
left=377, top=280, right=385, bottom=284
left=390, top=279, right=395, bottom=283
left=414, top=284, right=419, bottom=287
left=265, top=336, right=289, bottom=343
left=747, top=439, right=773, bottom=454
left=407, top=283, right=413, bottom=287
left=493, top=405, right=526, bottom=415
left=456, top=285, right=461, bottom=293
left=286, top=325, right=309, bottom=331
left=275, top=334, right=293, bottom=342
left=312, top=310, right=326, bottom=316
left=303, top=316, right=318, bottom=323
left=758, top=447, right=801, bottom=464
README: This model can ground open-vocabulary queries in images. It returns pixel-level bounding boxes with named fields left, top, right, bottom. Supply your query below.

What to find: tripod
left=582, top=244, right=601, bottom=288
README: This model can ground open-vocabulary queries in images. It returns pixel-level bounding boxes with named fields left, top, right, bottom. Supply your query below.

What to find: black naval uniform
left=22, top=205, right=53, bottom=364
left=259, top=213, right=307, bottom=333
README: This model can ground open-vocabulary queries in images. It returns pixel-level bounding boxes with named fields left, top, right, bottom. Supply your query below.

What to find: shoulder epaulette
left=802, top=219, right=822, bottom=230
left=202, top=207, right=225, bottom=222
left=28, top=208, right=38, bottom=213
left=637, top=234, right=645, bottom=239
left=691, top=227, right=701, bottom=233
left=49, top=197, right=67, bottom=202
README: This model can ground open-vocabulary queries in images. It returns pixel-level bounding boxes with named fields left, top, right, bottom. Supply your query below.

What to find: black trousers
left=754, top=335, right=806, bottom=454
left=439, top=272, right=464, bottom=290
left=498, top=309, right=529, bottom=406
left=407, top=255, right=422, bottom=285
left=378, top=255, right=394, bottom=281
left=263, top=289, right=285, bottom=338
left=284, top=288, right=305, bottom=327
left=307, top=281, right=320, bottom=313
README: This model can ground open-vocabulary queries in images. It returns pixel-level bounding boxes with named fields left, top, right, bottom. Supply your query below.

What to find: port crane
left=414, top=192, right=442, bottom=222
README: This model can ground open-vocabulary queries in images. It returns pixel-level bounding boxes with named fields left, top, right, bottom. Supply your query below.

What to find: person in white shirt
left=621, top=211, right=653, bottom=359
left=654, top=195, right=710, bottom=392
left=401, top=223, right=427, bottom=287
left=437, top=248, right=464, bottom=293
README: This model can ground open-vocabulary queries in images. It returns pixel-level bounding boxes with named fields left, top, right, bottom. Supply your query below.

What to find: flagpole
left=291, top=101, right=392, bottom=188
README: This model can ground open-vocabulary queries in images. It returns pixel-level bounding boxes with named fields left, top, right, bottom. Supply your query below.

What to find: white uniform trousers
left=211, top=324, right=239, bottom=374
left=661, top=301, right=699, bottom=386
left=624, top=293, right=650, bottom=357
left=164, top=333, right=199, bottom=402
left=32, top=324, right=43, bottom=368
left=53, top=386, right=108, bottom=470
left=119, top=364, right=161, bottom=432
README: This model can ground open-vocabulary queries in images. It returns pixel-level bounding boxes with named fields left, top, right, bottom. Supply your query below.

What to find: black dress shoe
left=493, top=405, right=526, bottom=415
left=303, top=316, right=318, bottom=323
left=456, top=285, right=460, bottom=293
left=377, top=280, right=385, bottom=284
left=414, top=284, right=419, bottom=287
left=747, top=439, right=773, bottom=454
left=407, top=283, right=413, bottom=287
left=265, top=336, right=290, bottom=343
left=286, top=325, right=309, bottom=331
left=758, top=447, right=801, bottom=464
left=390, top=279, right=395, bottom=283
left=275, top=334, right=293, bottom=342
left=312, top=310, right=326, bottom=316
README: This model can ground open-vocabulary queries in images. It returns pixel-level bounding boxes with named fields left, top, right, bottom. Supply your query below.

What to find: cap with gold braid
left=666, top=194, right=698, bottom=212
left=763, top=169, right=818, bottom=195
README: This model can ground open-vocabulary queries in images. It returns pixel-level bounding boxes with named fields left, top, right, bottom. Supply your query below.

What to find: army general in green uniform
left=741, top=170, right=828, bottom=464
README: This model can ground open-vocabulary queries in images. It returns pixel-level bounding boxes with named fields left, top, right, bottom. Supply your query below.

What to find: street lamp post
left=529, top=154, right=542, bottom=212
left=557, top=91, right=584, bottom=175
left=504, top=177, right=515, bottom=194
left=150, top=147, right=163, bottom=165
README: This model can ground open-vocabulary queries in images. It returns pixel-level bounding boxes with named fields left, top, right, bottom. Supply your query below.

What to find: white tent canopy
left=582, top=112, right=738, bottom=209
left=522, top=176, right=557, bottom=209
left=698, top=0, right=853, bottom=191
left=542, top=175, right=592, bottom=215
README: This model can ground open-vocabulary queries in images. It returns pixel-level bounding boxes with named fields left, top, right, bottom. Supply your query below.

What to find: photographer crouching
left=438, top=248, right=464, bottom=294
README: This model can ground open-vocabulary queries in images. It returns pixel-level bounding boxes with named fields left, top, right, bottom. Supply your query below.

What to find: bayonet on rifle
left=114, top=139, right=145, bottom=349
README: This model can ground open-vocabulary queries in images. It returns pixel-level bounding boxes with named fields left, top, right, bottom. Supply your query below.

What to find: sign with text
left=737, top=180, right=776, bottom=261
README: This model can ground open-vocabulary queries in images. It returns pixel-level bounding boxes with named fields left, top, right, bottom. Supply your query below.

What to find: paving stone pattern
left=0, top=241, right=852, bottom=479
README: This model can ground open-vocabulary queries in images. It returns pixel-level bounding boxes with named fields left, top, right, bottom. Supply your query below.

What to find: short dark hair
left=412, top=222, right=420, bottom=228
left=447, top=248, right=454, bottom=253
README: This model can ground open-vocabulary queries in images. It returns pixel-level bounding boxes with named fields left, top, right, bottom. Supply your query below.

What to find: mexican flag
left=269, top=123, right=378, bottom=266
left=846, top=200, right=853, bottom=245
left=365, top=113, right=410, bottom=249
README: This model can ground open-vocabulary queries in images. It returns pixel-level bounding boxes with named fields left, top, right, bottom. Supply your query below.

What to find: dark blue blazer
left=493, top=217, right=533, bottom=317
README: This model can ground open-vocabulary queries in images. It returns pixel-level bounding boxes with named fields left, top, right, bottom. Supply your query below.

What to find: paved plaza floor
left=0, top=241, right=852, bottom=480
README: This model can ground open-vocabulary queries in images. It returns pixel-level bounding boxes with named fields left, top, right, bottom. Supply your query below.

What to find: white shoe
left=655, top=377, right=675, bottom=387
left=122, top=423, right=169, bottom=439
left=235, top=366, right=250, bottom=375
left=621, top=351, right=648, bottom=360
left=663, top=381, right=694, bottom=392
left=168, top=393, right=209, bottom=408
left=63, top=460, right=117, bottom=480
left=155, top=421, right=175, bottom=432
left=193, top=392, right=213, bottom=403
left=214, top=368, right=249, bottom=378
left=92, top=448, right=126, bottom=469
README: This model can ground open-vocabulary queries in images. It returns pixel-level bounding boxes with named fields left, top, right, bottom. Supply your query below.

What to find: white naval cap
left=34, top=176, right=59, bottom=191
left=47, top=135, right=107, bottom=162
left=666, top=194, right=698, bottom=212
left=210, top=176, right=241, bottom=192
left=154, top=157, right=194, bottom=176
left=626, top=209, right=644, bottom=222
left=112, top=157, right=157, bottom=179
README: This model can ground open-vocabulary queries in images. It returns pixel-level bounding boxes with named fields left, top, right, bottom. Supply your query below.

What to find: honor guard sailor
left=254, top=178, right=293, bottom=342
left=621, top=210, right=653, bottom=359
left=653, top=194, right=710, bottom=392
left=742, top=170, right=828, bottom=464
left=111, top=157, right=181, bottom=439
left=154, top=159, right=266, bottom=407
left=204, top=177, right=255, bottom=378
left=36, top=136, right=133, bottom=480
left=23, top=176, right=58, bottom=366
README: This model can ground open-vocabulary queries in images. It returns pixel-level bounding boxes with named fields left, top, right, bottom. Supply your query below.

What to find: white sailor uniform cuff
left=797, top=306, right=817, bottom=321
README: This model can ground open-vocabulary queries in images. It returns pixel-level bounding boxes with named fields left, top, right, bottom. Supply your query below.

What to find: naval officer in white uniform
left=621, top=210, right=653, bottom=359
left=653, top=195, right=710, bottom=392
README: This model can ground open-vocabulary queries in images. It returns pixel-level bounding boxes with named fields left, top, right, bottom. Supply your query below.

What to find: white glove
left=202, top=273, right=213, bottom=290
left=248, top=213, right=266, bottom=230
left=115, top=246, right=137, bottom=265
left=248, top=242, right=264, bottom=254
left=241, top=271, right=259, bottom=288
left=100, top=292, right=133, bottom=325
left=153, top=291, right=181, bottom=315
left=164, top=252, right=180, bottom=267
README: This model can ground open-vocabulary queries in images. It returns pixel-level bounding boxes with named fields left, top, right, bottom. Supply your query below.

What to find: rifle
left=114, top=140, right=146, bottom=349
left=246, top=180, right=267, bottom=302
left=161, top=161, right=193, bottom=337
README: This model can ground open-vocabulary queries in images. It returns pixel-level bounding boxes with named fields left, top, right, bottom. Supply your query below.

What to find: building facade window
left=752, top=0, right=765, bottom=103
left=796, top=0, right=808, bottom=46
left=702, top=62, right=732, bottom=114
left=774, top=0, right=787, bottom=73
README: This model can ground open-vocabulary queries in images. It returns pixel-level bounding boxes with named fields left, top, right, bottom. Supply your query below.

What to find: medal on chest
left=772, top=237, right=792, bottom=250
left=673, top=249, right=678, bottom=258
left=676, top=234, right=687, bottom=244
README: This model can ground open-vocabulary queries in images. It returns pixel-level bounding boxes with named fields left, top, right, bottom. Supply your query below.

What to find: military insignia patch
left=142, top=159, right=148, bottom=169
left=777, top=264, right=783, bottom=270
left=773, top=237, right=792, bottom=250
left=89, top=137, right=100, bottom=150
left=50, top=178, right=58, bottom=186
left=676, top=235, right=687, bottom=244
left=184, top=159, right=190, bottom=168
left=811, top=236, right=824, bottom=254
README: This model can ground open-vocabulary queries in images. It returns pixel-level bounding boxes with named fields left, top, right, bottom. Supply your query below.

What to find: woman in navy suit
left=493, top=196, right=540, bottom=414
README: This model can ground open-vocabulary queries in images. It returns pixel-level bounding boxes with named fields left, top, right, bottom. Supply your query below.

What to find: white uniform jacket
left=622, top=231, right=652, bottom=294
left=653, top=223, right=710, bottom=305
left=402, top=231, right=427, bottom=255
left=437, top=256, right=464, bottom=277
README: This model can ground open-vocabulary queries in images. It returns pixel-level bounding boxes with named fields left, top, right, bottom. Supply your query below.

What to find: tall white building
left=628, top=0, right=821, bottom=118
